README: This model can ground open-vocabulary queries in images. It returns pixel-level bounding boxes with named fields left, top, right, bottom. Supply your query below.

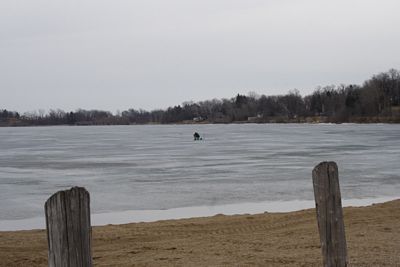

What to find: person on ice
left=193, top=132, right=201, bottom=140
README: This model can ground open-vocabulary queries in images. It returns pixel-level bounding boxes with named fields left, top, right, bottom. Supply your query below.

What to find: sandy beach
left=1, top=199, right=399, bottom=266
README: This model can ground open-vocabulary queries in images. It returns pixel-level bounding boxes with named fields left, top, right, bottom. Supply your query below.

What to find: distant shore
left=1, top=116, right=400, bottom=127
left=1, top=199, right=399, bottom=266
left=2, top=68, right=400, bottom=127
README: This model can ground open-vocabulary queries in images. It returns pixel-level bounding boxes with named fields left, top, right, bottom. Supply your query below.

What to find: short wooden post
left=45, top=187, right=92, bottom=267
left=312, top=162, right=347, bottom=267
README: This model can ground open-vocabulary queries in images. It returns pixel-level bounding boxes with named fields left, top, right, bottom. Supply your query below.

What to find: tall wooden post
left=312, top=162, right=348, bottom=267
left=45, top=187, right=92, bottom=267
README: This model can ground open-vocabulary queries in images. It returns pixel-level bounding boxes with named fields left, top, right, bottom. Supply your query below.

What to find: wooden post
left=312, top=162, right=348, bottom=267
left=45, top=187, right=92, bottom=267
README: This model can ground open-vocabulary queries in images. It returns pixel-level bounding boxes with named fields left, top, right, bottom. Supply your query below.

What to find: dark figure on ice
left=193, top=132, right=201, bottom=140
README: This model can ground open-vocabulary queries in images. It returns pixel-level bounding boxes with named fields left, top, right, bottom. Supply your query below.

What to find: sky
left=1, top=0, right=400, bottom=113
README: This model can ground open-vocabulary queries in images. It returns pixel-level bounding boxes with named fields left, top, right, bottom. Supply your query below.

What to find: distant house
left=247, top=114, right=263, bottom=122
left=193, top=116, right=204, bottom=122
left=76, top=121, right=93, bottom=126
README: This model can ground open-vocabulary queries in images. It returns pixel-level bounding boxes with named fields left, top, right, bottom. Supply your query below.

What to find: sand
left=1, top=200, right=399, bottom=266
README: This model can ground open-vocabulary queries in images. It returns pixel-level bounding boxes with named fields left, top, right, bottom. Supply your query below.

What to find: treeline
left=1, top=69, right=400, bottom=126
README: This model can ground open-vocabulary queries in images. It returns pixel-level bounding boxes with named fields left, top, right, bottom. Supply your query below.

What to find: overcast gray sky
left=1, top=0, right=399, bottom=113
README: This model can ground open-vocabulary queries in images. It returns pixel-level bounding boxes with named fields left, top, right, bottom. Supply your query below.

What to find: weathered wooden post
left=45, top=187, right=92, bottom=267
left=312, top=161, right=348, bottom=267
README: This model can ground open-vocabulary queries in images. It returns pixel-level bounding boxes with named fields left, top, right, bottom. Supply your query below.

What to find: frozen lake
left=0, top=124, right=399, bottom=229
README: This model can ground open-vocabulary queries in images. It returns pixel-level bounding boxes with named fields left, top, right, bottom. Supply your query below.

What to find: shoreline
left=1, top=120, right=400, bottom=127
left=1, top=199, right=399, bottom=266
left=1, top=196, right=397, bottom=232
